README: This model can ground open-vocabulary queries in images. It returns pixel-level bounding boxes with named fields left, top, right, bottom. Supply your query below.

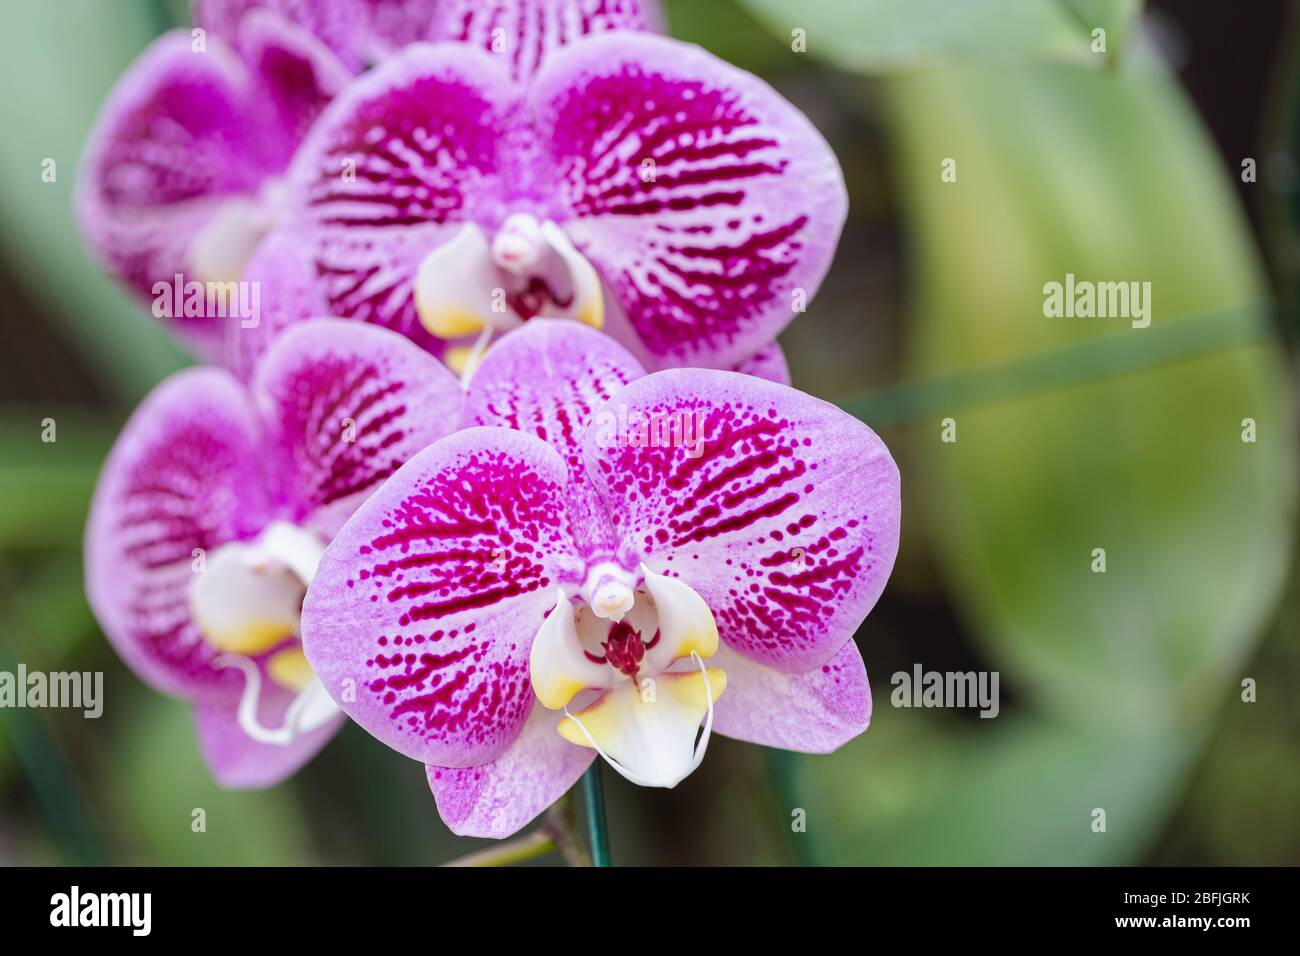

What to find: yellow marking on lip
left=557, top=667, right=726, bottom=750
left=418, top=302, right=488, bottom=339
left=267, top=645, right=315, bottom=691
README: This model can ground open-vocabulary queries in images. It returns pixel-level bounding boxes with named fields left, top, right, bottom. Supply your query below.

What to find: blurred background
left=1, top=0, right=1297, bottom=865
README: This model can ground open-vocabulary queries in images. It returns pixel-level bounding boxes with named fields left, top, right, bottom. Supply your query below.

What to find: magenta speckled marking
left=112, top=410, right=266, bottom=687
left=351, top=449, right=570, bottom=751
left=302, top=63, right=505, bottom=345
left=271, top=358, right=409, bottom=510
left=592, top=389, right=883, bottom=667
left=545, top=68, right=804, bottom=359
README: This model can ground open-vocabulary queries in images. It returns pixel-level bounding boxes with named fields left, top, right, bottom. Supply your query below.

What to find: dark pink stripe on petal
left=466, top=320, right=647, bottom=562
left=532, top=33, right=847, bottom=369
left=75, top=32, right=282, bottom=355
left=430, top=0, right=662, bottom=80
left=583, top=369, right=899, bottom=672
left=85, top=369, right=271, bottom=699
left=285, top=44, right=517, bottom=349
left=253, top=318, right=465, bottom=538
left=301, top=428, right=582, bottom=767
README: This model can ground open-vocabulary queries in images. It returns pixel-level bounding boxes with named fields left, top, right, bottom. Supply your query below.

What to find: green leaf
left=0, top=407, right=118, bottom=549
left=792, top=708, right=1198, bottom=865
left=0, top=0, right=190, bottom=403
left=738, top=0, right=1127, bottom=73
left=887, top=63, right=1296, bottom=728
left=104, top=695, right=312, bottom=865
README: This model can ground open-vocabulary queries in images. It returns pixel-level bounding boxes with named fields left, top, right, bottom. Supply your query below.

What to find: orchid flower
left=276, top=25, right=846, bottom=376
left=300, top=320, right=899, bottom=837
left=75, top=0, right=438, bottom=357
left=84, top=319, right=463, bottom=787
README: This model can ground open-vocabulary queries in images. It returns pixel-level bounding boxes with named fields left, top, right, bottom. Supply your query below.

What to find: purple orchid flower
left=300, top=320, right=898, bottom=837
left=84, top=319, right=463, bottom=787
left=75, top=0, right=440, bottom=358
left=274, top=26, right=846, bottom=378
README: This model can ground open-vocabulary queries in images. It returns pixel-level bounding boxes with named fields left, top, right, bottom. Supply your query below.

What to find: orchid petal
left=468, top=320, right=645, bottom=560
left=427, top=701, right=594, bottom=838
left=194, top=0, right=367, bottom=71
left=238, top=8, right=353, bottom=143
left=712, top=638, right=870, bottom=753
left=430, top=0, right=663, bottom=80
left=532, top=32, right=847, bottom=369
left=252, top=318, right=465, bottom=538
left=286, top=43, right=516, bottom=355
left=224, top=228, right=331, bottom=383
left=85, top=368, right=270, bottom=698
left=301, top=428, right=583, bottom=767
left=583, top=369, right=900, bottom=672
left=357, top=0, right=443, bottom=61
left=466, top=320, right=645, bottom=478
left=75, top=32, right=281, bottom=355
left=734, top=340, right=791, bottom=386
left=193, top=657, right=344, bottom=789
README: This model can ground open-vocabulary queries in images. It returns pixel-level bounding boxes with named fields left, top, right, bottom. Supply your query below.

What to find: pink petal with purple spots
left=466, top=319, right=645, bottom=561
left=733, top=340, right=790, bottom=385
left=711, top=638, right=870, bottom=753
left=85, top=369, right=270, bottom=699
left=583, top=369, right=899, bottom=673
left=427, top=701, right=593, bottom=838
left=75, top=32, right=284, bottom=355
left=533, top=33, right=847, bottom=369
left=430, top=0, right=662, bottom=80
left=193, top=657, right=345, bottom=789
left=301, top=428, right=584, bottom=767
left=285, top=43, right=517, bottom=356
left=466, top=319, right=646, bottom=479
left=224, top=228, right=331, bottom=384
left=253, top=318, right=465, bottom=538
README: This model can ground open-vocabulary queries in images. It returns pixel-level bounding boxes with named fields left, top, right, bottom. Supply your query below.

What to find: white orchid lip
left=529, top=565, right=725, bottom=788
left=190, top=520, right=339, bottom=747
left=186, top=177, right=289, bottom=284
left=414, top=214, right=605, bottom=377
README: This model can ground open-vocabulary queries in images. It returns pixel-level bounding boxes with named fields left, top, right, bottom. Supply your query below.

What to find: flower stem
left=442, top=831, right=556, bottom=867
left=581, top=763, right=612, bottom=867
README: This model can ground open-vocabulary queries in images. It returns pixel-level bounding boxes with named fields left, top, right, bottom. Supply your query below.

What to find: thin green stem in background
left=836, top=303, right=1285, bottom=429
left=0, top=609, right=106, bottom=865
left=581, top=763, right=612, bottom=867
left=442, top=831, right=558, bottom=867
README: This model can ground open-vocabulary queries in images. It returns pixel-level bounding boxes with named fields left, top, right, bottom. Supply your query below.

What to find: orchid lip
left=414, top=215, right=605, bottom=375
left=190, top=520, right=337, bottom=747
left=529, top=567, right=725, bottom=787
left=185, top=177, right=289, bottom=285
left=562, top=650, right=718, bottom=789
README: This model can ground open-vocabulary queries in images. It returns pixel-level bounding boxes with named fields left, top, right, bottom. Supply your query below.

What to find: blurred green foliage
left=742, top=0, right=1142, bottom=70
